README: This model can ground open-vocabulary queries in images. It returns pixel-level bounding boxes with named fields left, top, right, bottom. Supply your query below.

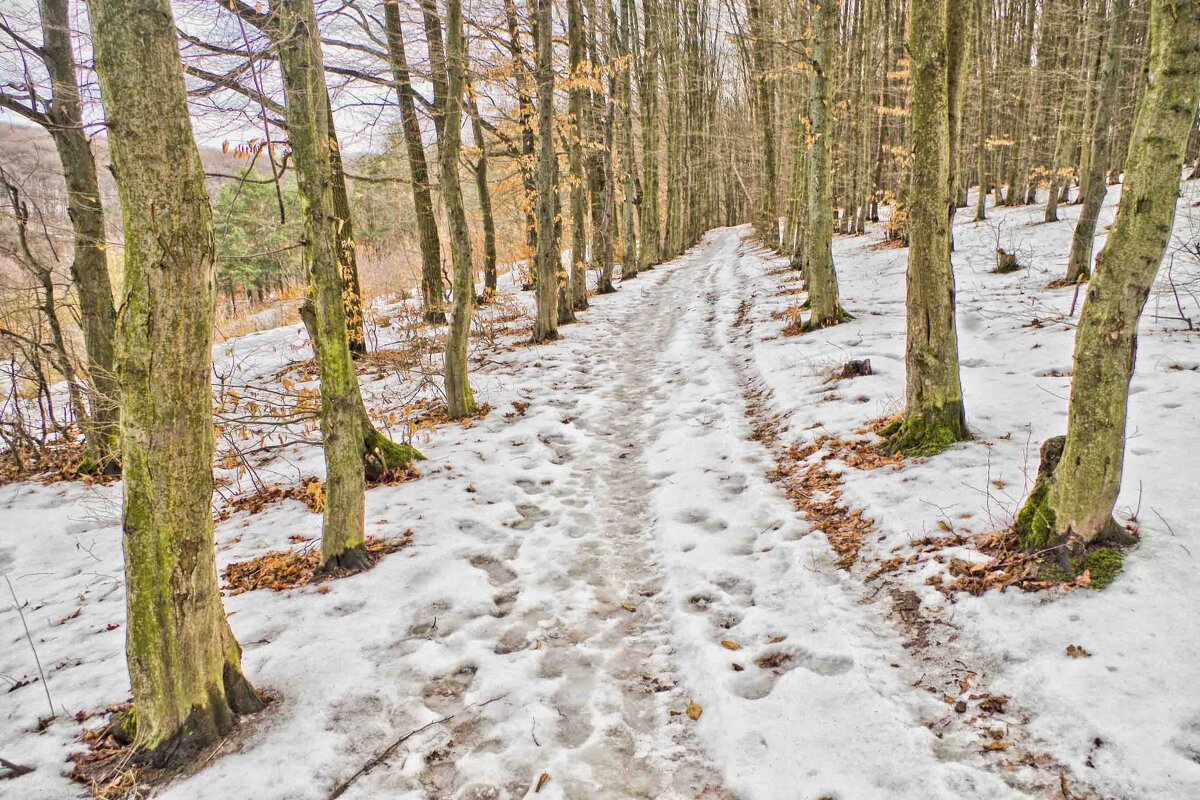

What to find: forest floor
left=3, top=181, right=1199, bottom=800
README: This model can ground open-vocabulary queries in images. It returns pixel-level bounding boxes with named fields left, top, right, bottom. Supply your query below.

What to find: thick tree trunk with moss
left=440, top=0, right=478, bottom=419
left=1065, top=0, right=1128, bottom=283
left=568, top=0, right=591, bottom=309
left=88, top=0, right=262, bottom=761
left=885, top=0, right=970, bottom=456
left=383, top=1, right=445, bottom=322
left=532, top=0, right=562, bottom=341
left=39, top=0, right=120, bottom=474
left=637, top=0, right=661, bottom=270
left=275, top=0, right=368, bottom=570
left=1016, top=0, right=1199, bottom=559
left=803, top=0, right=846, bottom=330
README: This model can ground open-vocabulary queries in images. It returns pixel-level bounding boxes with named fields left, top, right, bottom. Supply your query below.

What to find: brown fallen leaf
left=686, top=700, right=703, bottom=721
left=620, top=602, right=637, bottom=613
left=535, top=772, right=550, bottom=792
left=1065, top=644, right=1092, bottom=658
left=720, top=640, right=741, bottom=651
left=982, top=741, right=1009, bottom=752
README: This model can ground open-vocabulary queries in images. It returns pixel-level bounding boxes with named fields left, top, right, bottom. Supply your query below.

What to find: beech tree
left=88, top=0, right=263, bottom=759
left=439, top=0, right=478, bottom=419
left=1016, top=0, right=1199, bottom=564
left=531, top=0, right=560, bottom=342
left=884, top=0, right=970, bottom=456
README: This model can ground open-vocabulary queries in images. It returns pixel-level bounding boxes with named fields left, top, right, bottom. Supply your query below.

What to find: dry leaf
left=1065, top=644, right=1092, bottom=658
left=535, top=772, right=550, bottom=792
left=620, top=602, right=637, bottom=613
left=720, top=640, right=741, bottom=651
left=686, top=700, right=703, bottom=721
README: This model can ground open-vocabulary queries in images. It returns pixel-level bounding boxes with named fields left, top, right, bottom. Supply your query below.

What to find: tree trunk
left=440, top=0, right=478, bottom=419
left=637, top=0, right=661, bottom=270
left=567, top=0, right=591, bottom=308
left=383, top=0, right=446, bottom=322
left=803, top=0, right=845, bottom=329
left=532, top=0, right=562, bottom=341
left=88, top=0, right=262, bottom=761
left=1065, top=0, right=1128, bottom=283
left=1016, top=0, right=1199, bottom=558
left=275, top=0, right=369, bottom=570
left=39, top=0, right=120, bottom=474
left=467, top=90, right=499, bottom=297
left=885, top=0, right=970, bottom=455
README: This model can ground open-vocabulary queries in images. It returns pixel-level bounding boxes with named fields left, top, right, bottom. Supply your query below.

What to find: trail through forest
left=5, top=186, right=1200, bottom=800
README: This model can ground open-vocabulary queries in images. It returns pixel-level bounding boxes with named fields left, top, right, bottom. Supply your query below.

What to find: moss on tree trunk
left=89, top=0, right=262, bottom=762
left=1016, top=0, right=1200, bottom=556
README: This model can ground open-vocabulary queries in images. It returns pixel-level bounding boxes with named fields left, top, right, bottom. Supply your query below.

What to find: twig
left=328, top=694, right=507, bottom=799
left=5, top=576, right=53, bottom=720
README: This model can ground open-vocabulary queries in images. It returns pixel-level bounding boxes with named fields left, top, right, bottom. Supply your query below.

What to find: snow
left=2, top=179, right=1198, bottom=800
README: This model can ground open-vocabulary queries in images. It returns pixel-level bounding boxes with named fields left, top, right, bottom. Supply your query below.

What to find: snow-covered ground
left=2, top=180, right=1198, bottom=800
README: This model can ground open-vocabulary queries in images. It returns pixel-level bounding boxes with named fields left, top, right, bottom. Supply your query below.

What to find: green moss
left=362, top=428, right=425, bottom=481
left=1039, top=547, right=1124, bottom=590
left=883, top=407, right=967, bottom=457
left=1014, top=479, right=1057, bottom=551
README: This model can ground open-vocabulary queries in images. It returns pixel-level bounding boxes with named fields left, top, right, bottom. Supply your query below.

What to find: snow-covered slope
left=1, top=180, right=1197, bottom=799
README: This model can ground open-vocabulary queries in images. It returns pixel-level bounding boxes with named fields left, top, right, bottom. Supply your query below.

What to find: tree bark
left=440, top=0, right=478, bottom=419
left=532, top=0, right=562, bottom=341
left=1016, top=0, right=1199, bottom=555
left=885, top=0, right=970, bottom=455
left=89, top=0, right=262, bottom=761
left=275, top=0, right=368, bottom=570
left=637, top=0, right=661, bottom=270
left=1065, top=0, right=1129, bottom=283
left=803, top=0, right=846, bottom=329
left=383, top=0, right=446, bottom=321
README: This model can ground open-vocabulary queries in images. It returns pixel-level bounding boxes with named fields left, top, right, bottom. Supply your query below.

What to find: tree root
left=882, top=404, right=968, bottom=458
left=363, top=429, right=424, bottom=483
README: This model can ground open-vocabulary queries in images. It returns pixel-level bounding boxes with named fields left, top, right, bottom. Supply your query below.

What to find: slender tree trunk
left=89, top=0, right=262, bottom=760
left=503, top=0, right=539, bottom=267
left=637, top=0, right=661, bottom=269
left=1065, top=0, right=1128, bottom=283
left=618, top=0, right=639, bottom=279
left=467, top=90, right=499, bottom=297
left=973, top=0, right=989, bottom=221
left=384, top=0, right=446, bottom=321
left=276, top=0, right=368, bottom=570
left=567, top=0, right=591, bottom=308
left=440, top=0, right=478, bottom=419
left=1016, top=0, right=1199, bottom=557
left=533, top=0, right=562, bottom=341
left=39, top=0, right=120, bottom=474
left=803, top=0, right=845, bottom=329
left=885, top=0, right=970, bottom=455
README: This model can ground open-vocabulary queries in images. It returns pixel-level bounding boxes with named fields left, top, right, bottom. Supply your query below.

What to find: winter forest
left=0, top=0, right=1198, bottom=794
